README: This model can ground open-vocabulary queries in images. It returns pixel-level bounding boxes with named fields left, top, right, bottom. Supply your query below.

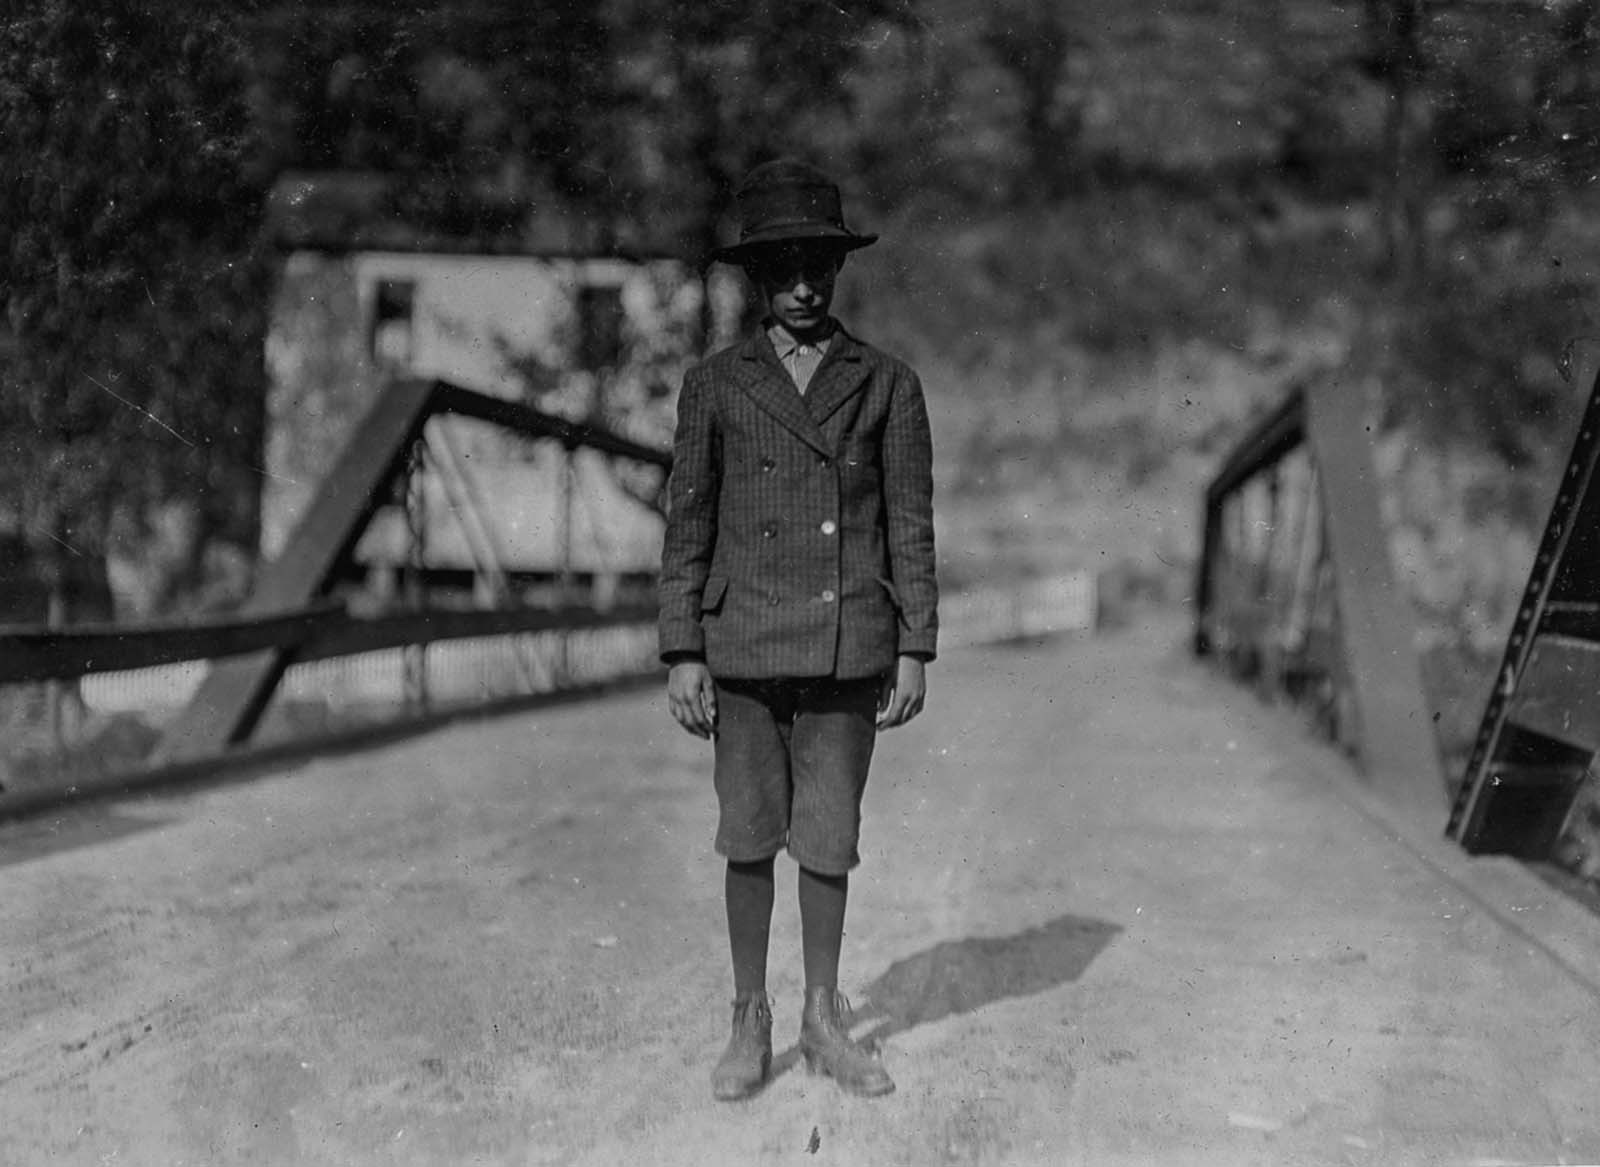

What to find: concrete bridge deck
left=4, top=616, right=1600, bottom=1167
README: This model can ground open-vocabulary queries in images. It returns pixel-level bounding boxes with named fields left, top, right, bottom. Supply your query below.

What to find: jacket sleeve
left=881, top=363, right=939, bottom=661
left=658, top=364, right=720, bottom=663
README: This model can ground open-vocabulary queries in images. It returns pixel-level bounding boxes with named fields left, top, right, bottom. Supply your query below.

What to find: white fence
left=939, top=572, right=1098, bottom=648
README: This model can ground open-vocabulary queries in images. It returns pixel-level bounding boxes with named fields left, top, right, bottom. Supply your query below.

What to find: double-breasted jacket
left=658, top=324, right=938, bottom=680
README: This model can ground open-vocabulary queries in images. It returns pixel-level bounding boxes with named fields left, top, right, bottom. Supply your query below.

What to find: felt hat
left=711, top=158, right=877, bottom=266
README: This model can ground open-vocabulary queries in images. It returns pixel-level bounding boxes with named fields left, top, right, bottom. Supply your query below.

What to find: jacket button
left=762, top=523, right=778, bottom=538
left=821, top=589, right=837, bottom=603
left=820, top=520, right=837, bottom=536
left=768, top=591, right=781, bottom=606
left=761, top=458, right=776, bottom=472
left=818, top=456, right=831, bottom=469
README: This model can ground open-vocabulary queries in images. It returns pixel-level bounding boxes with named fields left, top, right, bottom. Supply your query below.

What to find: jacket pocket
left=876, top=576, right=909, bottom=628
left=701, top=576, right=729, bottom=614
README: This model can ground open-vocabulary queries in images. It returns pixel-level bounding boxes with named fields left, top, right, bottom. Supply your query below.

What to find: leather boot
left=798, top=986, right=894, bottom=1097
left=711, top=992, right=773, bottom=1101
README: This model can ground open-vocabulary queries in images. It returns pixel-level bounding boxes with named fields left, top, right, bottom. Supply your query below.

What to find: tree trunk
left=1371, top=0, right=1426, bottom=287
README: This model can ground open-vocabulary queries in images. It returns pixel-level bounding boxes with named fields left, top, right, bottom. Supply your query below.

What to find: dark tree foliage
left=0, top=1, right=621, bottom=615
left=1428, top=0, right=1600, bottom=225
left=605, top=0, right=924, bottom=265
left=6, top=0, right=1600, bottom=618
left=0, top=1, right=272, bottom=609
left=982, top=0, right=1083, bottom=201
left=247, top=1, right=618, bottom=220
left=1371, top=0, right=1600, bottom=455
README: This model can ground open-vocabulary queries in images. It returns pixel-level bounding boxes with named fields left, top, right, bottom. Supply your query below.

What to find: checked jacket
left=658, top=323, right=938, bottom=680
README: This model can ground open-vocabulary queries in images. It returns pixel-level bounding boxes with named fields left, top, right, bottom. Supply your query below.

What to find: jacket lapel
left=732, top=332, right=831, bottom=455
left=803, top=329, right=870, bottom=426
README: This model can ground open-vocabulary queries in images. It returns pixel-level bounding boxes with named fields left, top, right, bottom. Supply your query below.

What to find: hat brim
left=711, top=226, right=878, bottom=266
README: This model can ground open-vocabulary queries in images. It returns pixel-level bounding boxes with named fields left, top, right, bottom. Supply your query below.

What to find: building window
left=370, top=279, right=416, bottom=370
left=578, top=284, right=624, bottom=371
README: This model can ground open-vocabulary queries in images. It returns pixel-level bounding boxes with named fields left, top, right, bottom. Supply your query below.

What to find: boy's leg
left=709, top=680, right=791, bottom=1101
left=726, top=857, right=776, bottom=996
left=786, top=677, right=876, bottom=987
left=713, top=856, right=776, bottom=1101
left=797, top=866, right=846, bottom=990
left=788, top=678, right=895, bottom=1097
left=714, top=679, right=792, bottom=999
left=797, top=865, right=892, bottom=1096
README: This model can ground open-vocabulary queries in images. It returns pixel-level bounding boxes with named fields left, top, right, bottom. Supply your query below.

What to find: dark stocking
left=725, top=857, right=776, bottom=997
left=798, top=866, right=849, bottom=990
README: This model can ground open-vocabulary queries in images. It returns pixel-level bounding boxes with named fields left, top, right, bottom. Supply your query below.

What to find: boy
left=658, top=158, right=938, bottom=1101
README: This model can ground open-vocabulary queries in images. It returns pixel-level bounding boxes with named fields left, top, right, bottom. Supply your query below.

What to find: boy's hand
left=877, top=655, right=926, bottom=730
left=667, top=661, right=718, bottom=739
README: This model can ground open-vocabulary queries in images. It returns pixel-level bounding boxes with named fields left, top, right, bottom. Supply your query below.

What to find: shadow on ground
left=0, top=806, right=169, bottom=868
left=770, top=913, right=1121, bottom=1080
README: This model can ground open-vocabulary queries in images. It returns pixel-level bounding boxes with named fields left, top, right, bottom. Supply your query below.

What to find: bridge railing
left=1195, top=376, right=1444, bottom=814
left=1192, top=388, right=1342, bottom=726
left=1448, top=341, right=1600, bottom=858
left=1, top=371, right=1111, bottom=817
left=0, top=377, right=670, bottom=813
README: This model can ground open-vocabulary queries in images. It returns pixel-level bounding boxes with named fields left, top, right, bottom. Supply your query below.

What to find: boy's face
left=749, top=244, right=845, bottom=342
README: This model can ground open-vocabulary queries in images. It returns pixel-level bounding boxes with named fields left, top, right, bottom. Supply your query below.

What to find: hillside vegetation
left=836, top=0, right=1600, bottom=774
left=6, top=0, right=1600, bottom=775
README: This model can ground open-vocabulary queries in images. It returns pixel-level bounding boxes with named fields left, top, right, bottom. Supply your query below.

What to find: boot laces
left=732, top=992, right=772, bottom=1027
left=831, top=991, right=854, bottom=1026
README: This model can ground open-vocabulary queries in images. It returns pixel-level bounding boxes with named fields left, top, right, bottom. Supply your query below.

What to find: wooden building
left=263, top=171, right=743, bottom=597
